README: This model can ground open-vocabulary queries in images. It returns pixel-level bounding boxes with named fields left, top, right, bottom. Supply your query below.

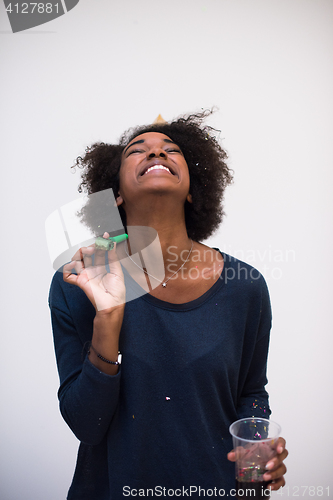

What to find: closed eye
left=166, top=148, right=182, bottom=154
left=127, top=149, right=145, bottom=156
left=126, top=147, right=183, bottom=156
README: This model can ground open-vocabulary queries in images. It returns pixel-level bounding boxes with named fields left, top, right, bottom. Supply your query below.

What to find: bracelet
left=88, top=343, right=122, bottom=365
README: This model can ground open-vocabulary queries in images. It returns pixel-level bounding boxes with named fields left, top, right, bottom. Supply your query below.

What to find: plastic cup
left=229, top=418, right=281, bottom=499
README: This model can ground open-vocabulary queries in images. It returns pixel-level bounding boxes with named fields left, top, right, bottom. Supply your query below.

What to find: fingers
left=107, top=242, right=122, bottom=266
left=265, top=450, right=288, bottom=472
left=70, top=241, right=106, bottom=269
left=227, top=446, right=254, bottom=462
left=71, top=244, right=94, bottom=263
left=276, top=437, right=287, bottom=455
left=265, top=439, right=288, bottom=472
left=63, top=259, right=91, bottom=285
left=267, top=475, right=286, bottom=491
left=63, top=245, right=94, bottom=286
left=63, top=261, right=78, bottom=285
left=263, top=438, right=288, bottom=489
left=95, top=233, right=119, bottom=267
left=63, top=236, right=123, bottom=298
left=228, top=437, right=288, bottom=492
left=94, top=246, right=109, bottom=267
left=263, top=461, right=287, bottom=483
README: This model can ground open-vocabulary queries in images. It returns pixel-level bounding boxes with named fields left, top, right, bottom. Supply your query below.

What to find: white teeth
left=144, top=165, right=171, bottom=175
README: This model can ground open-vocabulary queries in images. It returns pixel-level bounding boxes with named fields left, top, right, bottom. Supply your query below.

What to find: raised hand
left=63, top=233, right=126, bottom=313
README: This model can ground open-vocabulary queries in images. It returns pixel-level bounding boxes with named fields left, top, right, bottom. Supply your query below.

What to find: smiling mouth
left=142, top=165, right=173, bottom=175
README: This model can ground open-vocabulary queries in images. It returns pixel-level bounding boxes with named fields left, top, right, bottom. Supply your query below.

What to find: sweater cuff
left=84, top=354, right=122, bottom=381
left=237, top=397, right=271, bottom=420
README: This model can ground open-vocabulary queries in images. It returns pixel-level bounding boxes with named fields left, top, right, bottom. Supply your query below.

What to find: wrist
left=93, top=304, right=123, bottom=343
left=88, top=343, right=122, bottom=366
left=90, top=308, right=124, bottom=375
left=94, top=304, right=124, bottom=327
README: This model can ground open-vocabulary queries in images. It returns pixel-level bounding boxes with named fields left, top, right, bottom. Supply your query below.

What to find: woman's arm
left=229, top=274, right=288, bottom=490
left=49, top=238, right=126, bottom=445
left=236, top=275, right=272, bottom=419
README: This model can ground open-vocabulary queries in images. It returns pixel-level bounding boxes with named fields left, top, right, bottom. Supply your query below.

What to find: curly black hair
left=73, top=110, right=233, bottom=242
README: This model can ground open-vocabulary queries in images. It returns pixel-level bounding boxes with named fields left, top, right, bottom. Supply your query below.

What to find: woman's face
left=117, top=132, right=192, bottom=209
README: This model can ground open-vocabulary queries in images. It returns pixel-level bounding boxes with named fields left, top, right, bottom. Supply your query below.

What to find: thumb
left=63, top=261, right=78, bottom=286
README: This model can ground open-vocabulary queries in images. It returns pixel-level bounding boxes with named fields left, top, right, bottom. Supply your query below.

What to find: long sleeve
left=236, top=275, right=272, bottom=419
left=49, top=271, right=121, bottom=445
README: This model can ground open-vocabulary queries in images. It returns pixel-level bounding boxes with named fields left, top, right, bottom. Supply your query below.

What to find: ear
left=186, top=193, right=192, bottom=203
left=115, top=194, right=124, bottom=207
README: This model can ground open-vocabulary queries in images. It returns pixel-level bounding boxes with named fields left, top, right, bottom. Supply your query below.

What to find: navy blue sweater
left=49, top=252, right=272, bottom=499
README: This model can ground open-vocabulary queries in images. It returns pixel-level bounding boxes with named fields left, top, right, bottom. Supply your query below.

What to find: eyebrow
left=123, top=139, right=145, bottom=155
left=123, top=138, right=178, bottom=155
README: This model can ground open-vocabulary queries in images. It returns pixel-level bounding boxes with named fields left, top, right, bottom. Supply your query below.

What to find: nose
left=147, top=147, right=167, bottom=159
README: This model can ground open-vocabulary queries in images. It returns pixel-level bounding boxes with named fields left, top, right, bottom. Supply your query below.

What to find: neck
left=124, top=198, right=192, bottom=263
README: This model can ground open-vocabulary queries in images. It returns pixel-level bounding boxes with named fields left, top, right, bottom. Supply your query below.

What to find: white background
left=1, top=1, right=332, bottom=499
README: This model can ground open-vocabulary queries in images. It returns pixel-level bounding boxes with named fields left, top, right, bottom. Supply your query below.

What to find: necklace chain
left=124, top=240, right=194, bottom=288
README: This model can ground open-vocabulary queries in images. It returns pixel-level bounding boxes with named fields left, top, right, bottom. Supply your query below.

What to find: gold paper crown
left=153, top=114, right=167, bottom=124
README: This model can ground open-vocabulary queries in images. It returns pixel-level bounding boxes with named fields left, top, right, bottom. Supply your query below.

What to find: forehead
left=124, top=132, right=176, bottom=149
left=130, top=131, right=172, bottom=142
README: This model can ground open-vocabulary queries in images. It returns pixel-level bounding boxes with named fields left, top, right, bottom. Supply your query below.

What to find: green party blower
left=95, top=233, right=128, bottom=251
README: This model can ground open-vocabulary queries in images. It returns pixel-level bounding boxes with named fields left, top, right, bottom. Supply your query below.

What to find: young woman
left=49, top=111, right=288, bottom=499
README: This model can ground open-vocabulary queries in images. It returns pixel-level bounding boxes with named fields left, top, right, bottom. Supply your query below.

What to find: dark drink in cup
left=229, top=418, right=281, bottom=500
left=236, top=479, right=271, bottom=499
